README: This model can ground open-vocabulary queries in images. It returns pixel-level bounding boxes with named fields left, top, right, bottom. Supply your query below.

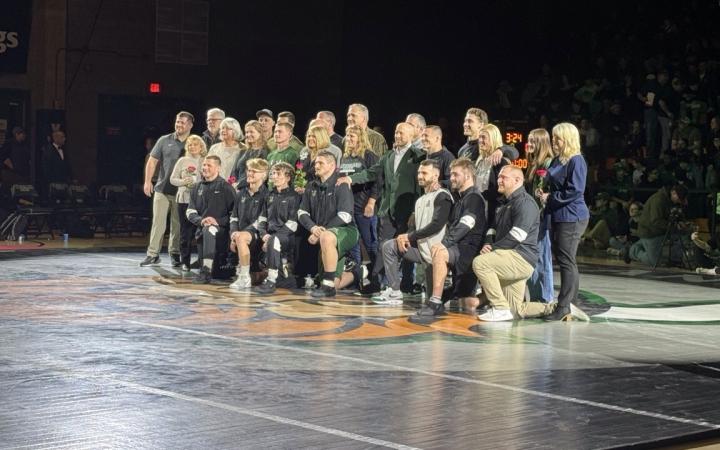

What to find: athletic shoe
left=570, top=303, right=590, bottom=322
left=229, top=275, right=252, bottom=290
left=192, top=268, right=212, bottom=284
left=139, top=256, right=160, bottom=267
left=170, top=254, right=182, bottom=267
left=371, top=287, right=403, bottom=305
left=254, top=279, right=276, bottom=294
left=696, top=267, right=719, bottom=276
left=416, top=301, right=446, bottom=317
left=311, top=285, right=336, bottom=298
left=478, top=308, right=513, bottom=322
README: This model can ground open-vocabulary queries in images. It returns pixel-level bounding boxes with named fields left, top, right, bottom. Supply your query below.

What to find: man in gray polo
left=140, top=111, right=194, bottom=267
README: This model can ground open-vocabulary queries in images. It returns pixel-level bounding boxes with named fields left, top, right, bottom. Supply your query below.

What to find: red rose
left=228, top=176, right=237, bottom=184
left=535, top=169, right=547, bottom=177
left=295, top=161, right=303, bottom=170
left=187, top=166, right=196, bottom=173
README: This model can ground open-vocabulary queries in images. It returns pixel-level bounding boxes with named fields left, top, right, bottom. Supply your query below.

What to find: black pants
left=552, top=220, right=588, bottom=308
left=376, top=215, right=414, bottom=290
left=197, top=225, right=229, bottom=267
left=177, top=203, right=196, bottom=265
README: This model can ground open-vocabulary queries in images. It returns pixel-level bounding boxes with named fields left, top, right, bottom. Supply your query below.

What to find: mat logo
left=0, top=31, right=19, bottom=54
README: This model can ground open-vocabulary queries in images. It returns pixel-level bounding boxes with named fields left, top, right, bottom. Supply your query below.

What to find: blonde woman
left=169, top=134, right=207, bottom=271
left=525, top=128, right=555, bottom=303
left=538, top=122, right=589, bottom=321
left=208, top=117, right=246, bottom=181
left=339, top=124, right=379, bottom=269
left=475, top=123, right=512, bottom=228
left=297, top=124, right=337, bottom=189
left=230, top=120, right=269, bottom=189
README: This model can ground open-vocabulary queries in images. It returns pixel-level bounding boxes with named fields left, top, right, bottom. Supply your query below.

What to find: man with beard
left=372, top=159, right=452, bottom=305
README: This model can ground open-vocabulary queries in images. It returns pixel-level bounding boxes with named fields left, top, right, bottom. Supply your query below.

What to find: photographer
left=624, top=184, right=688, bottom=266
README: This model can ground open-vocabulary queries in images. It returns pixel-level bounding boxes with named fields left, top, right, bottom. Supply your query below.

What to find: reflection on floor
left=2, top=246, right=720, bottom=449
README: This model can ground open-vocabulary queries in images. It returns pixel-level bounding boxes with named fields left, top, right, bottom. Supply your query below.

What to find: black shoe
left=311, top=284, right=336, bottom=298
left=192, top=268, right=212, bottom=284
left=171, top=254, right=182, bottom=267
left=189, top=260, right=201, bottom=269
left=139, top=255, right=160, bottom=267
left=254, top=279, right=276, bottom=294
left=416, top=301, right=446, bottom=317
left=544, top=305, right=571, bottom=321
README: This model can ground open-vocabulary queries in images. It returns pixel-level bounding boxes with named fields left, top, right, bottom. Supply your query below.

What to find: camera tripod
left=652, top=219, right=694, bottom=271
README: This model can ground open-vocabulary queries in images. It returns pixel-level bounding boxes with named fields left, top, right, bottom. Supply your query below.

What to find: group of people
left=139, top=104, right=592, bottom=322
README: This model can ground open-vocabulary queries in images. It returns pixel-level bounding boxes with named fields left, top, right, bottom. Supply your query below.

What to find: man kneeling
left=373, top=160, right=453, bottom=305
left=187, top=155, right=237, bottom=284
left=298, top=151, right=359, bottom=298
left=415, top=157, right=486, bottom=319
left=253, top=162, right=301, bottom=294
left=229, top=158, right=269, bottom=290
left=471, top=165, right=556, bottom=321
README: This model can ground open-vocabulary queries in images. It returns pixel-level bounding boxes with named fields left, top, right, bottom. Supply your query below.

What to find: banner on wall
left=0, top=0, right=33, bottom=74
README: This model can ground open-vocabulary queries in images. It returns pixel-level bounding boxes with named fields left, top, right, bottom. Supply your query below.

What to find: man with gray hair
left=316, top=110, right=344, bottom=148
left=406, top=113, right=426, bottom=149
left=202, top=108, right=225, bottom=149
left=346, top=103, right=388, bottom=156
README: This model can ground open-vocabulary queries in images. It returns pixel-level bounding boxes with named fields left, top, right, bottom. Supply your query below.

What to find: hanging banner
left=0, top=0, right=33, bottom=74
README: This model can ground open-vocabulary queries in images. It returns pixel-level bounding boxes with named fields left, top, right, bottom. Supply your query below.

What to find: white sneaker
left=478, top=307, right=513, bottom=322
left=569, top=303, right=590, bottom=322
left=371, top=287, right=403, bottom=305
left=229, top=275, right=252, bottom=290
left=696, top=267, right=718, bottom=276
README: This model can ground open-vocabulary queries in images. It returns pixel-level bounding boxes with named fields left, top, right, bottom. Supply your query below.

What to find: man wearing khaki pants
left=472, top=165, right=556, bottom=321
left=140, top=111, right=194, bottom=267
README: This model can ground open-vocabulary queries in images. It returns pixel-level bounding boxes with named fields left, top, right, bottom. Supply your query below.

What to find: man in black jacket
left=298, top=151, right=359, bottom=298
left=373, top=160, right=453, bottom=305
left=414, top=157, right=485, bottom=319
left=187, top=155, right=236, bottom=284
left=471, top=165, right=556, bottom=321
left=253, top=162, right=301, bottom=294
left=229, top=158, right=269, bottom=290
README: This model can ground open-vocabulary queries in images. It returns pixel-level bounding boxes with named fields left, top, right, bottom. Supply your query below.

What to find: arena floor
left=2, top=240, right=720, bottom=449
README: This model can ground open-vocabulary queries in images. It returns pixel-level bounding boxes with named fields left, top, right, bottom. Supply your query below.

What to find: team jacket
left=186, top=176, right=236, bottom=227
left=229, top=184, right=268, bottom=235
left=490, top=186, right=540, bottom=266
left=298, top=173, right=355, bottom=230
left=441, top=185, right=486, bottom=249
left=260, top=186, right=301, bottom=238
left=408, top=188, right=453, bottom=263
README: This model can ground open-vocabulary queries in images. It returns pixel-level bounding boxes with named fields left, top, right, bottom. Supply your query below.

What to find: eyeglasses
left=206, top=118, right=222, bottom=123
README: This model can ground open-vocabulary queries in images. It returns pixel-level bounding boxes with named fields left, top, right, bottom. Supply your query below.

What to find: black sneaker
left=416, top=301, right=446, bottom=317
left=254, top=279, right=276, bottom=294
left=192, top=268, right=212, bottom=284
left=139, top=255, right=160, bottom=267
left=311, top=284, right=336, bottom=298
left=171, top=254, right=182, bottom=267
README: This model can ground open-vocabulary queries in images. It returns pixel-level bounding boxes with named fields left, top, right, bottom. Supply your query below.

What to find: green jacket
left=267, top=135, right=304, bottom=153
left=637, top=187, right=671, bottom=238
left=351, top=145, right=424, bottom=226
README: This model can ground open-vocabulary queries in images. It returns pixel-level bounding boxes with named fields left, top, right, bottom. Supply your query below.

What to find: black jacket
left=230, top=147, right=269, bottom=189
left=187, top=176, right=237, bottom=227
left=298, top=172, right=355, bottom=230
left=230, top=184, right=268, bottom=234
left=442, top=185, right=486, bottom=248
left=261, top=186, right=301, bottom=238
left=490, top=186, right=540, bottom=266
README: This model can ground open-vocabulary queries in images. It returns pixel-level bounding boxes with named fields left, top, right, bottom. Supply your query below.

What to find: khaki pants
left=147, top=192, right=180, bottom=257
left=472, top=249, right=554, bottom=319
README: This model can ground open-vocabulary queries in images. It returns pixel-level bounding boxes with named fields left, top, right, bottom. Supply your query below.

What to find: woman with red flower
left=525, top=128, right=555, bottom=303
left=170, top=134, right=207, bottom=271
left=208, top=117, right=246, bottom=184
